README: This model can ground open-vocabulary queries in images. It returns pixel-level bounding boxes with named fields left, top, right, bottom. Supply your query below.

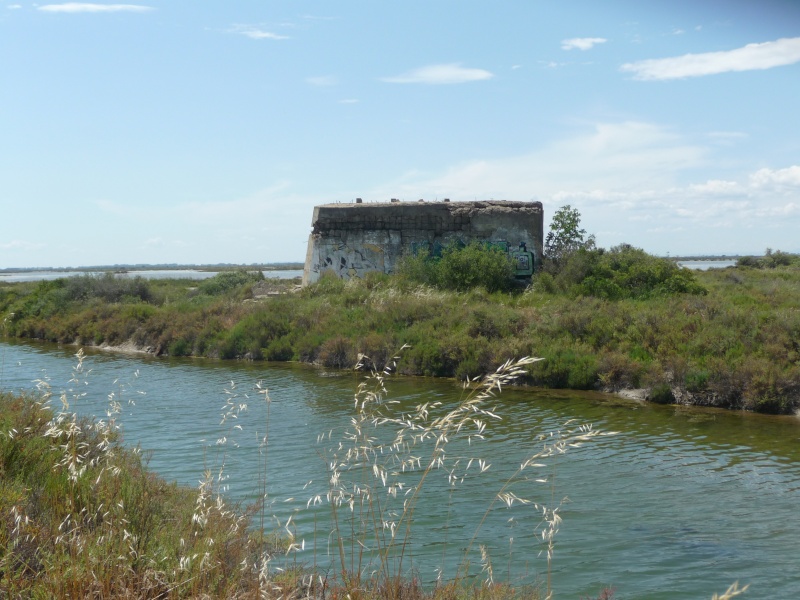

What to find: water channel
left=1, top=339, right=798, bottom=598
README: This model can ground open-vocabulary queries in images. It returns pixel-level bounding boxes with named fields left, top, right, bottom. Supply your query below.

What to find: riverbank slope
left=2, top=266, right=799, bottom=413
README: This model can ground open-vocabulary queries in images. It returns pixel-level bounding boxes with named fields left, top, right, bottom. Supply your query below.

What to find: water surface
left=1, top=340, right=798, bottom=598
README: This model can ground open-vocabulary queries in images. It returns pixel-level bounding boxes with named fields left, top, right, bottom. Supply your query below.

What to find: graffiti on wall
left=314, top=241, right=386, bottom=280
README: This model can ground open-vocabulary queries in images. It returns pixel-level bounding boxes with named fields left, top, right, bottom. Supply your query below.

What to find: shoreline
left=84, top=339, right=771, bottom=415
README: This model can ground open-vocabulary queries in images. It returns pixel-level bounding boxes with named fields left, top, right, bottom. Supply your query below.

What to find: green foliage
left=648, top=383, right=675, bottom=404
left=737, top=248, right=799, bottom=269
left=544, top=205, right=595, bottom=269
left=62, top=273, right=154, bottom=303
left=396, top=241, right=516, bottom=293
left=198, top=269, right=264, bottom=296
left=536, top=244, right=707, bottom=300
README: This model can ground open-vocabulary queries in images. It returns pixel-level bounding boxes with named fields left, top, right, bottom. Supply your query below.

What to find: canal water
left=1, top=340, right=798, bottom=599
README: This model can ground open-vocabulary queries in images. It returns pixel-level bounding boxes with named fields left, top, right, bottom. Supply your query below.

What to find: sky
left=1, top=1, right=799, bottom=268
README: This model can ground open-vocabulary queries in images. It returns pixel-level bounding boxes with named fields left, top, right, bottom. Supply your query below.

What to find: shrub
left=536, top=244, right=707, bottom=300
left=198, top=269, right=264, bottom=296
left=648, top=383, right=675, bottom=404
left=685, top=370, right=710, bottom=393
left=318, top=335, right=355, bottom=368
left=736, top=255, right=760, bottom=268
left=736, top=249, right=799, bottom=269
left=264, top=336, right=294, bottom=361
left=396, top=241, right=516, bottom=293
left=64, top=273, right=153, bottom=303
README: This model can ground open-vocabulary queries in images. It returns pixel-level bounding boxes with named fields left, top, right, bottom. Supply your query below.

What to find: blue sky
left=1, top=1, right=799, bottom=268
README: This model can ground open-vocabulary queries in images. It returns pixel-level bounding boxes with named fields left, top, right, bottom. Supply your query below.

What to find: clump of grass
left=0, top=351, right=270, bottom=598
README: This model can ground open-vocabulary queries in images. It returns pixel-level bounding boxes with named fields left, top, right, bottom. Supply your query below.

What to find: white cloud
left=561, top=37, right=607, bottom=51
left=228, top=25, right=289, bottom=40
left=620, top=37, right=800, bottom=80
left=750, top=166, right=800, bottom=188
left=688, top=180, right=744, bottom=195
left=7, top=4, right=22, bottom=9
left=369, top=121, right=706, bottom=202
left=306, top=75, right=337, bottom=86
left=339, top=99, right=359, bottom=104
left=706, top=131, right=747, bottom=145
left=381, top=63, right=493, bottom=84
left=38, top=3, right=153, bottom=13
left=363, top=120, right=800, bottom=253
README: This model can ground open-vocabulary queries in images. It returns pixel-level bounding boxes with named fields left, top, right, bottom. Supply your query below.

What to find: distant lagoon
left=0, top=269, right=304, bottom=283
left=0, top=260, right=733, bottom=284
left=677, top=259, right=737, bottom=270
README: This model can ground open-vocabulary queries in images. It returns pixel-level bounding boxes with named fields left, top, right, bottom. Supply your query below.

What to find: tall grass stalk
left=311, top=352, right=613, bottom=597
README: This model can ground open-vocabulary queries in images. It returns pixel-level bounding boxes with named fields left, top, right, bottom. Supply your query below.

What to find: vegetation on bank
left=0, top=389, right=270, bottom=598
left=2, top=222, right=800, bottom=414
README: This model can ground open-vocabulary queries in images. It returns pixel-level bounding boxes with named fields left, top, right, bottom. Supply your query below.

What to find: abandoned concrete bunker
left=302, top=199, right=544, bottom=285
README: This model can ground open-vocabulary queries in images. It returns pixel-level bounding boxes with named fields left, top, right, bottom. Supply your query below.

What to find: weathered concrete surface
left=302, top=200, right=543, bottom=285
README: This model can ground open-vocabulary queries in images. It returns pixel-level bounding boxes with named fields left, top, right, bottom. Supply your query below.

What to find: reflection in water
left=1, top=339, right=799, bottom=599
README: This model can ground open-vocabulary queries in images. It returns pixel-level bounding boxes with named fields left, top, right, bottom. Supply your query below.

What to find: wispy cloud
left=38, top=3, right=153, bottom=13
left=561, top=37, right=607, bottom=51
left=228, top=24, right=289, bottom=40
left=621, top=37, right=800, bottom=80
left=142, top=237, right=189, bottom=249
left=381, top=63, right=493, bottom=84
left=1, top=240, right=46, bottom=250
left=339, top=99, right=359, bottom=104
left=370, top=121, right=706, bottom=201
left=306, top=75, right=338, bottom=86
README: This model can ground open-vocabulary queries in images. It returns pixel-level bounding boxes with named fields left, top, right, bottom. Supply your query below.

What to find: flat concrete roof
left=315, top=200, right=542, bottom=210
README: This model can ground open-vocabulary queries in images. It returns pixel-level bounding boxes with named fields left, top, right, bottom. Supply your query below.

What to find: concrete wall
left=302, top=200, right=544, bottom=285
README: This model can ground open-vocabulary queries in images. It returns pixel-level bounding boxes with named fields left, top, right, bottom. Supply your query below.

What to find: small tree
left=544, top=205, right=595, bottom=271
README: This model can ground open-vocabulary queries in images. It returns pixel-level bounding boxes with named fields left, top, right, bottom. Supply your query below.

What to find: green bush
left=396, top=241, right=516, bottom=293
left=64, top=273, right=153, bottom=303
left=264, top=336, right=294, bottom=361
left=536, top=244, right=707, bottom=300
left=648, top=383, right=675, bottom=404
left=736, top=249, right=799, bottom=269
left=198, top=269, right=264, bottom=296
